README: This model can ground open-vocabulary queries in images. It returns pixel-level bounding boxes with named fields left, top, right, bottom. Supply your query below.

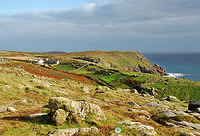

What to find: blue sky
left=0, top=0, right=200, bottom=53
left=0, top=0, right=88, bottom=14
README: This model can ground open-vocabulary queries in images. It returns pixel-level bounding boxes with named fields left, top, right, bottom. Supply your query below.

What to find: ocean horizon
left=144, top=52, right=200, bottom=81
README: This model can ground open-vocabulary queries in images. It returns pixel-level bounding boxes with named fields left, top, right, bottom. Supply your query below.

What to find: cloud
left=0, top=0, right=200, bottom=52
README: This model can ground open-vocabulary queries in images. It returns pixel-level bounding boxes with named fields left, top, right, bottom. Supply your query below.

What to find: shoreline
left=164, top=73, right=185, bottom=78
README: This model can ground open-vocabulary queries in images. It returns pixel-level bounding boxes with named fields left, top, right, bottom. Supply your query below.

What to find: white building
left=37, top=59, right=45, bottom=65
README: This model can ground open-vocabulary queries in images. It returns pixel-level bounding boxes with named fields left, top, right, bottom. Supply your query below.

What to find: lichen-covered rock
left=172, top=121, right=200, bottom=131
left=160, top=110, right=177, bottom=118
left=153, top=110, right=200, bottom=131
left=188, top=100, right=200, bottom=111
left=195, top=108, right=200, bottom=113
left=82, top=86, right=90, bottom=94
left=47, top=128, right=79, bottom=136
left=29, top=113, right=48, bottom=118
left=125, top=101, right=139, bottom=107
left=134, top=125, right=157, bottom=136
left=130, top=89, right=138, bottom=94
left=21, top=99, right=27, bottom=104
left=7, top=107, right=17, bottom=112
left=79, top=127, right=99, bottom=134
left=143, top=102, right=169, bottom=111
left=166, top=96, right=178, bottom=101
left=52, top=109, right=69, bottom=125
left=152, top=110, right=192, bottom=124
left=155, top=110, right=188, bottom=119
left=119, top=120, right=142, bottom=126
left=119, top=120, right=157, bottom=136
left=47, top=127, right=98, bottom=136
left=97, top=86, right=103, bottom=90
left=49, top=97, right=106, bottom=121
left=128, top=109, right=150, bottom=120
left=104, top=86, right=111, bottom=90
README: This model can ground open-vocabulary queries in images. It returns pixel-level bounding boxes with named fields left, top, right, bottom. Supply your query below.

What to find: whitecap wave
left=165, top=73, right=185, bottom=78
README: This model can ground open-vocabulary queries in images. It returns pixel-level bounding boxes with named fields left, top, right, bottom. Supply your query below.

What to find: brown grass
left=3, top=62, right=95, bottom=84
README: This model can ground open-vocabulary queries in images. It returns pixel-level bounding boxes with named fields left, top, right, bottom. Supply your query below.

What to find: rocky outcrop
left=128, top=109, right=150, bottom=120
left=165, top=96, right=178, bottom=101
left=132, top=64, right=167, bottom=76
left=7, top=107, right=17, bottom=112
left=82, top=86, right=90, bottom=94
left=153, top=110, right=200, bottom=131
left=73, top=51, right=167, bottom=76
left=143, top=102, right=169, bottom=111
left=47, top=127, right=98, bottom=136
left=152, top=64, right=167, bottom=76
left=132, top=86, right=158, bottom=96
left=118, top=64, right=166, bottom=76
left=188, top=100, right=200, bottom=111
left=49, top=97, right=106, bottom=124
left=96, top=86, right=111, bottom=91
left=130, top=89, right=138, bottom=94
left=29, top=113, right=48, bottom=118
left=172, top=121, right=200, bottom=131
left=119, top=120, right=157, bottom=136
left=125, top=101, right=140, bottom=108
left=52, top=109, right=69, bottom=125
left=195, top=108, right=200, bottom=113
left=153, top=110, right=189, bottom=120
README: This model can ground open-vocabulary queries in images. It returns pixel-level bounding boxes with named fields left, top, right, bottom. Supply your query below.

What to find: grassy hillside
left=1, top=50, right=198, bottom=101
left=53, top=62, right=200, bottom=101
left=70, top=51, right=152, bottom=67
left=0, top=51, right=199, bottom=136
left=49, top=51, right=167, bottom=76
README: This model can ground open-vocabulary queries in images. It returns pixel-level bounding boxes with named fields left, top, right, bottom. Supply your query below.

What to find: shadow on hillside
left=1, top=115, right=53, bottom=125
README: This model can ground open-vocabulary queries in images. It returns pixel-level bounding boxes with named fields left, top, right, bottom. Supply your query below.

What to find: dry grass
left=3, top=62, right=95, bottom=84
left=0, top=51, right=199, bottom=136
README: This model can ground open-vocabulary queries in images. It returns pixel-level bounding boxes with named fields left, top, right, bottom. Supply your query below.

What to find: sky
left=0, top=0, right=200, bottom=53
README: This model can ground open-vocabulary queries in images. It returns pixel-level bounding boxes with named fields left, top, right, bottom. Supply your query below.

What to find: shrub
left=25, top=87, right=30, bottom=93
left=35, top=86, right=45, bottom=89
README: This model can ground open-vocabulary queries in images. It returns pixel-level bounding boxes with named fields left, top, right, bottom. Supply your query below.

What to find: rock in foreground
left=188, top=100, right=200, bottom=111
left=7, top=107, right=17, bottom=112
left=47, top=127, right=98, bottom=136
left=49, top=97, right=106, bottom=124
left=143, top=102, right=169, bottom=111
left=165, top=96, right=178, bottom=101
left=119, top=120, right=157, bottom=136
left=195, top=108, right=200, bottom=113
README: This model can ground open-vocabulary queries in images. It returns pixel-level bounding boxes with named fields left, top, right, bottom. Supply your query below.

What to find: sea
left=143, top=53, right=200, bottom=81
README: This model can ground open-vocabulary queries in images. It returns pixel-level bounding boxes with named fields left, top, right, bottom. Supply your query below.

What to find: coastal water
left=144, top=53, right=200, bottom=81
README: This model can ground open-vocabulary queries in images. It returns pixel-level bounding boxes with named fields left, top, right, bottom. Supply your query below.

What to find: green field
left=54, top=64, right=76, bottom=71
left=100, top=73, right=125, bottom=83
left=53, top=62, right=200, bottom=101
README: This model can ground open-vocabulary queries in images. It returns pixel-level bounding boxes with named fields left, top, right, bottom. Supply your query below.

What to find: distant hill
left=44, top=51, right=66, bottom=54
left=51, top=51, right=167, bottom=76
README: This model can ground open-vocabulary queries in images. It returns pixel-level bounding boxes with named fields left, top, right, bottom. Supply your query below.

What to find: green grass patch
left=100, top=73, right=124, bottom=83
left=148, top=79, right=200, bottom=100
left=54, top=64, right=76, bottom=71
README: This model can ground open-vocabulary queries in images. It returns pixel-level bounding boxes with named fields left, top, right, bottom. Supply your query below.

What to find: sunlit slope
left=51, top=51, right=167, bottom=76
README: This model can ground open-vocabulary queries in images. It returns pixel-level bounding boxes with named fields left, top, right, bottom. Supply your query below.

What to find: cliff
left=65, top=51, right=167, bottom=76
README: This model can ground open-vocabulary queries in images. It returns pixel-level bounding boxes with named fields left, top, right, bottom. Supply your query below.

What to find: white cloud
left=0, top=0, right=200, bottom=52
